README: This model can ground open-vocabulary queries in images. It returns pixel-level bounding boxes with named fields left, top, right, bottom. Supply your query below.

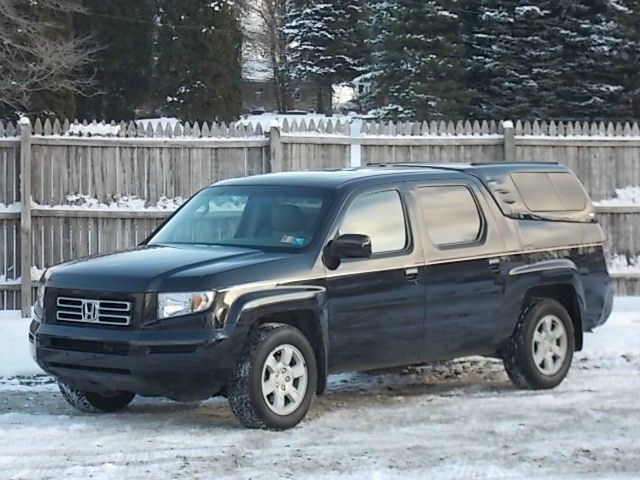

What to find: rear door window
left=417, top=186, right=483, bottom=247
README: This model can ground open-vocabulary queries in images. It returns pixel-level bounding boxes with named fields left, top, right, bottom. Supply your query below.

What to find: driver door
left=324, top=187, right=426, bottom=371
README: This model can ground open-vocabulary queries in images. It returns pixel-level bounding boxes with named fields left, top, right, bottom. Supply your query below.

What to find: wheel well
left=524, top=284, right=583, bottom=351
left=253, top=309, right=327, bottom=395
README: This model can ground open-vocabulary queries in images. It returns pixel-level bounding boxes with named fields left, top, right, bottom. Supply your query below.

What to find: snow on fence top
left=0, top=115, right=640, bottom=139
left=2, top=118, right=640, bottom=139
left=23, top=118, right=267, bottom=139
left=360, top=119, right=640, bottom=137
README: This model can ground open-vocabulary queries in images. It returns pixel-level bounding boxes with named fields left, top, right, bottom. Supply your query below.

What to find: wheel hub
left=261, top=344, right=308, bottom=416
left=531, top=314, right=568, bottom=376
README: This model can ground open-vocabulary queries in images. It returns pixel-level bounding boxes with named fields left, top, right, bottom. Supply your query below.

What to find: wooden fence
left=2, top=117, right=640, bottom=313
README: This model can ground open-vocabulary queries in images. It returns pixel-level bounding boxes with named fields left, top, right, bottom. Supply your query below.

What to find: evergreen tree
left=462, top=1, right=560, bottom=119
left=74, top=0, right=154, bottom=120
left=463, top=0, right=639, bottom=120
left=552, top=1, right=633, bottom=120
left=284, top=0, right=366, bottom=113
left=366, top=0, right=469, bottom=121
left=155, top=0, right=242, bottom=122
left=615, top=0, right=640, bottom=118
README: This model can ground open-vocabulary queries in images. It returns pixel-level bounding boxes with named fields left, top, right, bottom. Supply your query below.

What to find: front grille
left=56, top=296, right=132, bottom=326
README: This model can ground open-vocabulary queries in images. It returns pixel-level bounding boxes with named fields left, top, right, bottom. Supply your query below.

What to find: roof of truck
left=214, top=162, right=569, bottom=189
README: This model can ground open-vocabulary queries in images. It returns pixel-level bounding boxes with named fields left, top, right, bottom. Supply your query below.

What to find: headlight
left=36, top=281, right=46, bottom=310
left=157, top=291, right=215, bottom=319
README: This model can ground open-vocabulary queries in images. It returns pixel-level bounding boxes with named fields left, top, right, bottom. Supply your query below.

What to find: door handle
left=488, top=257, right=501, bottom=273
left=404, top=267, right=419, bottom=281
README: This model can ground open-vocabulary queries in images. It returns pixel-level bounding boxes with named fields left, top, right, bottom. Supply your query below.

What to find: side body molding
left=221, top=285, right=329, bottom=393
left=509, top=259, right=577, bottom=277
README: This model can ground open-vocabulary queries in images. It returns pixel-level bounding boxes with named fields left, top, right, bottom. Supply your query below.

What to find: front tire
left=59, top=383, right=135, bottom=413
left=503, top=298, right=575, bottom=389
left=228, top=323, right=317, bottom=430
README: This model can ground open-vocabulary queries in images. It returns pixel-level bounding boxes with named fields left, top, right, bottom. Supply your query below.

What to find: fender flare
left=222, top=285, right=329, bottom=394
left=510, top=259, right=586, bottom=348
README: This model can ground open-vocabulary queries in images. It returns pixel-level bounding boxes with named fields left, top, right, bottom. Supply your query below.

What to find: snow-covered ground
left=0, top=298, right=639, bottom=479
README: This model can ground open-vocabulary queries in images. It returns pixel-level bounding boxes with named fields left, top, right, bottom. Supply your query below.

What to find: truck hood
left=46, top=244, right=295, bottom=292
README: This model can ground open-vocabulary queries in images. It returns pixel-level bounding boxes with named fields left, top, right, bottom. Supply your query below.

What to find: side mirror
left=331, top=234, right=372, bottom=259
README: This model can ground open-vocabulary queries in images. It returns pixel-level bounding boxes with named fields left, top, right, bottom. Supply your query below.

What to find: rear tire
left=59, top=382, right=135, bottom=413
left=503, top=298, right=575, bottom=389
left=228, top=323, right=317, bottom=430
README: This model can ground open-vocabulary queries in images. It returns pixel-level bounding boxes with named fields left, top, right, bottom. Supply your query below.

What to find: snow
left=0, top=274, right=19, bottom=285
left=242, top=57, right=273, bottom=82
left=66, top=122, right=120, bottom=137
left=32, top=194, right=184, bottom=212
left=608, top=254, right=640, bottom=274
left=0, top=201, right=20, bottom=213
left=0, top=267, right=44, bottom=286
left=63, top=118, right=181, bottom=137
left=594, top=186, right=640, bottom=207
left=0, top=298, right=639, bottom=478
left=0, top=310, right=41, bottom=376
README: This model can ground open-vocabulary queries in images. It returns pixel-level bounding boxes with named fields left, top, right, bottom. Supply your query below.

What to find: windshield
left=148, top=185, right=334, bottom=251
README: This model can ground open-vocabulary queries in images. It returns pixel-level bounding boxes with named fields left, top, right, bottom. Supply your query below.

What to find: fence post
left=19, top=117, right=32, bottom=317
left=503, top=120, right=515, bottom=162
left=270, top=124, right=283, bottom=172
left=350, top=118, right=362, bottom=167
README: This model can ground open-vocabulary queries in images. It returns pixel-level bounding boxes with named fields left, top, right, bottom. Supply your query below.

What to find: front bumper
left=30, top=315, right=233, bottom=402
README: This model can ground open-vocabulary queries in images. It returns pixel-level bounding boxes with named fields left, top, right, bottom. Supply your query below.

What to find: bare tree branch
left=0, top=0, right=95, bottom=116
left=238, top=0, right=292, bottom=112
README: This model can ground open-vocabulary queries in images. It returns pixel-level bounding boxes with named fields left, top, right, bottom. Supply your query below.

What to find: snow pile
left=0, top=268, right=46, bottom=286
left=0, top=202, right=20, bottom=213
left=608, top=254, right=640, bottom=274
left=67, top=122, right=121, bottom=137
left=594, top=186, right=640, bottom=207
left=34, top=194, right=184, bottom=212
left=581, top=296, right=640, bottom=361
left=0, top=274, right=19, bottom=285
left=0, top=311, right=40, bottom=376
left=63, top=118, right=181, bottom=137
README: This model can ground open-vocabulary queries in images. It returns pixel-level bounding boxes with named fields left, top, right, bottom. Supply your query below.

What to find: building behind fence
left=2, top=117, right=640, bottom=314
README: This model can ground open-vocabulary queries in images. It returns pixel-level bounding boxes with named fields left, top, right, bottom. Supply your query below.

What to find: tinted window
left=548, top=172, right=588, bottom=211
left=511, top=172, right=587, bottom=212
left=339, top=190, right=407, bottom=254
left=418, top=186, right=482, bottom=247
left=148, top=186, right=332, bottom=251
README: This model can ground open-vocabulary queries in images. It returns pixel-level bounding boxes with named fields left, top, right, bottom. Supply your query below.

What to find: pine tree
left=615, top=0, right=640, bottom=119
left=463, top=0, right=639, bottom=121
left=74, top=0, right=154, bottom=120
left=284, top=0, right=366, bottom=113
left=366, top=0, right=469, bottom=121
left=551, top=1, right=633, bottom=120
left=155, top=0, right=242, bottom=121
left=463, top=1, right=562, bottom=119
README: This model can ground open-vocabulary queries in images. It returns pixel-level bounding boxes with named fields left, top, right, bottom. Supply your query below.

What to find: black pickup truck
left=30, top=163, right=613, bottom=430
